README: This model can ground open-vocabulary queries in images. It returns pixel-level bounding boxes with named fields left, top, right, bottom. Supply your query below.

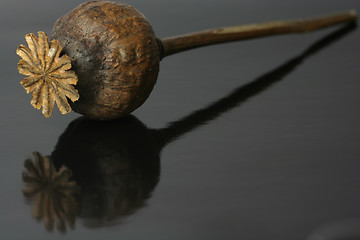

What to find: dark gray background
left=1, top=0, right=360, bottom=239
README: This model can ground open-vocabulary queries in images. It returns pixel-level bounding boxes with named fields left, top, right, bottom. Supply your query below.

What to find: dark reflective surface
left=2, top=0, right=360, bottom=239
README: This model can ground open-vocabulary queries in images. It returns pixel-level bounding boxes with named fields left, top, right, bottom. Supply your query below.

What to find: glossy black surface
left=1, top=0, right=360, bottom=239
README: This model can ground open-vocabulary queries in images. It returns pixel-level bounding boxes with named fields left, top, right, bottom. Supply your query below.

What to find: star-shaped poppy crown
left=17, top=31, right=79, bottom=118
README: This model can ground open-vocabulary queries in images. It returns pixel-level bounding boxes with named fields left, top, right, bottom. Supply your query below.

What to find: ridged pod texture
left=51, top=1, right=160, bottom=120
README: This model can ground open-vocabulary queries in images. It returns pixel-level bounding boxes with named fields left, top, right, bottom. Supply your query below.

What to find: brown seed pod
left=51, top=1, right=160, bottom=120
left=17, top=1, right=357, bottom=120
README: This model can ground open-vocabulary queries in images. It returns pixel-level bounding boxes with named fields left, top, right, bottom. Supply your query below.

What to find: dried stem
left=160, top=10, right=357, bottom=58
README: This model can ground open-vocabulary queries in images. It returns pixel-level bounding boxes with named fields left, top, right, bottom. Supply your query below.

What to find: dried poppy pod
left=51, top=1, right=160, bottom=120
left=17, top=1, right=357, bottom=120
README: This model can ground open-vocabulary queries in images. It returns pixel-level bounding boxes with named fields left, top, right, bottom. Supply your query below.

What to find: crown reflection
left=22, top=152, right=80, bottom=232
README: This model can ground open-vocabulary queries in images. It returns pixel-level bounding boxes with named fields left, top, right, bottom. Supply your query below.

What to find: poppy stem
left=160, top=10, right=357, bottom=58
